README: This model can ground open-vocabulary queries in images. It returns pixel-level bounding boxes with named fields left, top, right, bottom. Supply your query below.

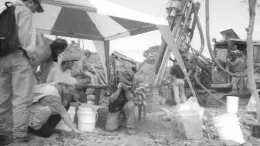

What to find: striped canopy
left=41, top=0, right=97, bottom=12
left=34, top=1, right=158, bottom=41
left=1, top=0, right=161, bottom=84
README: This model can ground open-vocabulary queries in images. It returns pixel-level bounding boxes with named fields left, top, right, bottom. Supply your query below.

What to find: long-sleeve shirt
left=14, top=0, right=36, bottom=53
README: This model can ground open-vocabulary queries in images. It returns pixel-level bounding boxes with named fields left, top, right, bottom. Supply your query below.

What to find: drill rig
left=154, top=0, right=216, bottom=105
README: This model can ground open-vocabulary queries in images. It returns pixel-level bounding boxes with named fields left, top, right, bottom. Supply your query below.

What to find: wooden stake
left=246, top=0, right=260, bottom=122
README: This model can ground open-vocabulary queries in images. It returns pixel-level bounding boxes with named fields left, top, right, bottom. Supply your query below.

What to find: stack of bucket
left=213, top=96, right=245, bottom=144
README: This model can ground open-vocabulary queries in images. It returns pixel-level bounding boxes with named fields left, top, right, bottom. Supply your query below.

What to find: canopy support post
left=104, top=40, right=110, bottom=84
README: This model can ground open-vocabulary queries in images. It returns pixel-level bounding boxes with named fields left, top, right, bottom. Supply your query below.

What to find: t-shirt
left=47, top=63, right=77, bottom=85
left=231, top=57, right=246, bottom=73
left=170, top=65, right=185, bottom=79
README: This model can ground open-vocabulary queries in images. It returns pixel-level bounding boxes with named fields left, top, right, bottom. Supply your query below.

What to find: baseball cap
left=33, top=0, right=44, bottom=13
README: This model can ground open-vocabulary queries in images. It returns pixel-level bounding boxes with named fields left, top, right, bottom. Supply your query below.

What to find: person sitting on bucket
left=27, top=82, right=82, bottom=138
left=106, top=82, right=136, bottom=134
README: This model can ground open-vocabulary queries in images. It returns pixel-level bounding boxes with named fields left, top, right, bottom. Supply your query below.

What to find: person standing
left=228, top=52, right=247, bottom=94
left=36, top=38, right=68, bottom=83
left=0, top=0, right=44, bottom=144
left=169, top=60, right=186, bottom=105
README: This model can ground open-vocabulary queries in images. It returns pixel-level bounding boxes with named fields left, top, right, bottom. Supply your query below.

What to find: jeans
left=172, top=78, right=186, bottom=104
left=0, top=50, right=34, bottom=138
left=231, top=72, right=246, bottom=93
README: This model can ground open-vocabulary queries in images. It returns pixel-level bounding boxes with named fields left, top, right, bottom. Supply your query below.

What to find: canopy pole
left=104, top=41, right=110, bottom=84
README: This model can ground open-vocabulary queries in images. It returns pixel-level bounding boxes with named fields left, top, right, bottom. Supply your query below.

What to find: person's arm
left=118, top=72, right=134, bottom=85
left=15, top=6, right=36, bottom=52
left=61, top=113, right=81, bottom=133
left=43, top=96, right=81, bottom=133
left=46, top=67, right=56, bottom=83
left=228, top=58, right=240, bottom=67
left=108, top=84, right=123, bottom=103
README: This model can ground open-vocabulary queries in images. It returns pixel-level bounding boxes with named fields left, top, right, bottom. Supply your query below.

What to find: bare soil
left=7, top=91, right=260, bottom=146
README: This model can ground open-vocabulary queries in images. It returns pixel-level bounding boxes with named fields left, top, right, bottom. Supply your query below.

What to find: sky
left=84, top=0, right=260, bottom=62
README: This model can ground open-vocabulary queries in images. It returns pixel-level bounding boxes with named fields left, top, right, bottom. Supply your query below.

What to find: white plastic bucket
left=56, top=106, right=76, bottom=131
left=226, top=96, right=239, bottom=113
left=77, top=105, right=97, bottom=132
left=213, top=113, right=245, bottom=144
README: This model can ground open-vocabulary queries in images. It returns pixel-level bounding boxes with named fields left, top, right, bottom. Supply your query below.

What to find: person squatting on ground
left=0, top=0, right=44, bottom=144
left=106, top=83, right=136, bottom=134
left=28, top=82, right=81, bottom=138
left=228, top=51, right=247, bottom=94
left=36, top=38, right=68, bottom=83
left=166, top=59, right=186, bottom=105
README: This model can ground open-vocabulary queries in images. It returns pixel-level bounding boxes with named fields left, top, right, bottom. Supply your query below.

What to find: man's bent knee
left=124, top=101, right=135, bottom=111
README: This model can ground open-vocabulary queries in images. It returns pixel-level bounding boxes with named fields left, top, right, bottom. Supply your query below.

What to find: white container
left=226, top=96, right=239, bottom=113
left=77, top=105, right=97, bottom=132
left=56, top=106, right=76, bottom=131
left=213, top=113, right=245, bottom=144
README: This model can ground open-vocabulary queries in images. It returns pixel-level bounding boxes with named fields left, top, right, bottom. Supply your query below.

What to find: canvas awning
left=0, top=0, right=163, bottom=85
left=34, top=4, right=157, bottom=41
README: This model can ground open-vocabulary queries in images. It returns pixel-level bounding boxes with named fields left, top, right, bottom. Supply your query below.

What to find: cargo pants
left=0, top=50, right=34, bottom=138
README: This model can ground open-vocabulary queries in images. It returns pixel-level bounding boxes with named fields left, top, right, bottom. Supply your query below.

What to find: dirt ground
left=7, top=91, right=260, bottom=146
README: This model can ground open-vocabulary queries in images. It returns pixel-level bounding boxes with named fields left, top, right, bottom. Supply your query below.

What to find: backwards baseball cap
left=33, top=0, right=44, bottom=13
